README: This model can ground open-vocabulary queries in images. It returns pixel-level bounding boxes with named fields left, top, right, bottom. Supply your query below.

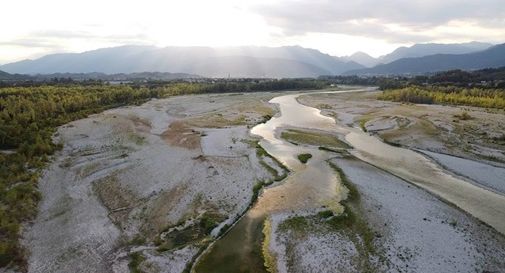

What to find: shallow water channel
left=194, top=87, right=505, bottom=272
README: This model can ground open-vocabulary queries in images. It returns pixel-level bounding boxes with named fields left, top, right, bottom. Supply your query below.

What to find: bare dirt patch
left=161, top=121, right=201, bottom=150
left=93, top=173, right=140, bottom=230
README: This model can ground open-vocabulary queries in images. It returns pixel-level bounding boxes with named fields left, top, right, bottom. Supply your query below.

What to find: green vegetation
left=326, top=162, right=378, bottom=271
left=317, top=210, right=334, bottom=218
left=325, top=203, right=376, bottom=263
left=378, top=86, right=505, bottom=109
left=156, top=211, right=223, bottom=252
left=128, top=235, right=147, bottom=246
left=278, top=216, right=309, bottom=233
left=0, top=84, right=163, bottom=268
left=256, top=144, right=269, bottom=157
left=256, top=142, right=289, bottom=183
left=128, top=252, right=146, bottom=273
left=199, top=213, right=222, bottom=235
left=252, top=181, right=265, bottom=203
left=328, top=162, right=359, bottom=201
left=281, top=129, right=351, bottom=149
left=359, top=119, right=369, bottom=132
left=297, top=153, right=312, bottom=164
left=321, top=67, right=505, bottom=90
left=0, top=80, right=321, bottom=270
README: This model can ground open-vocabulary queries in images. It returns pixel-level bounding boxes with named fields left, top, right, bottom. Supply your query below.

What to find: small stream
left=194, top=87, right=505, bottom=272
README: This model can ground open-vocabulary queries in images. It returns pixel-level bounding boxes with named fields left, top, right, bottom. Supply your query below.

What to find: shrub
left=297, top=153, right=312, bottom=164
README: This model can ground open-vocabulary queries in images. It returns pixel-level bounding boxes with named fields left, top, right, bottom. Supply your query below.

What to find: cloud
left=0, top=30, right=151, bottom=51
left=254, top=0, right=505, bottom=43
left=0, top=38, right=62, bottom=49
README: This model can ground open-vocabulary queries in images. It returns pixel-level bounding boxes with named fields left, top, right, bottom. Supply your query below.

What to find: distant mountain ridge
left=0, top=46, right=364, bottom=78
left=341, top=52, right=378, bottom=67
left=346, top=43, right=505, bottom=75
left=340, top=42, right=492, bottom=68
left=0, top=70, right=29, bottom=81
left=0, top=70, right=199, bottom=81
left=2, top=42, right=500, bottom=77
left=0, top=70, right=9, bottom=79
left=378, top=42, right=493, bottom=64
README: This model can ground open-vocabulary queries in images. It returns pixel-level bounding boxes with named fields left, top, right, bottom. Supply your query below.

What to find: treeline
left=416, top=67, right=505, bottom=88
left=0, top=80, right=326, bottom=269
left=136, top=78, right=326, bottom=92
left=0, top=85, right=163, bottom=268
left=378, top=86, right=505, bottom=109
left=320, top=67, right=505, bottom=90
left=318, top=75, right=407, bottom=90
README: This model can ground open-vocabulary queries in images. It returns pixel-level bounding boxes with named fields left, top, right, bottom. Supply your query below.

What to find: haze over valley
left=0, top=42, right=502, bottom=78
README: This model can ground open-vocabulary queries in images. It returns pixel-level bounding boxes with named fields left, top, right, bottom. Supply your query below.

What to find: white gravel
left=420, top=150, right=505, bottom=195
left=331, top=157, right=505, bottom=273
left=22, top=92, right=279, bottom=273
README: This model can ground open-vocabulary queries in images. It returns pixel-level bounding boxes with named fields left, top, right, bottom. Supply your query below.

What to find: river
left=194, top=87, right=505, bottom=272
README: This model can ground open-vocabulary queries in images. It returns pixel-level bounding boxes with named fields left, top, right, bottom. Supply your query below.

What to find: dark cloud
left=255, top=0, right=505, bottom=42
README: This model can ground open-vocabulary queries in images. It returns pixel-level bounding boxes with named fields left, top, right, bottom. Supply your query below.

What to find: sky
left=1, top=0, right=505, bottom=64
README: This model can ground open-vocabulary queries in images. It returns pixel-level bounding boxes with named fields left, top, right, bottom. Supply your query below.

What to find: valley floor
left=14, top=88, right=505, bottom=273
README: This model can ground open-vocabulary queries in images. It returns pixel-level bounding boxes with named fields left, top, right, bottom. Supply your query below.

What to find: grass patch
left=259, top=160, right=279, bottom=178
left=128, top=235, right=146, bottom=246
left=156, top=212, right=224, bottom=252
left=281, top=129, right=351, bottom=149
left=359, top=118, right=369, bottom=132
left=256, top=144, right=269, bottom=157
left=297, top=153, right=312, bottom=164
left=252, top=181, right=265, bottom=203
left=326, top=203, right=376, bottom=258
left=327, top=161, right=380, bottom=271
left=328, top=162, right=359, bottom=202
left=186, top=114, right=247, bottom=128
left=128, top=252, right=145, bottom=273
left=317, top=210, right=334, bottom=219
left=278, top=216, right=309, bottom=232
left=256, top=142, right=289, bottom=180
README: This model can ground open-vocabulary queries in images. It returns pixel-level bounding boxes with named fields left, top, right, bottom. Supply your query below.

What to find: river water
left=194, top=87, right=505, bottom=272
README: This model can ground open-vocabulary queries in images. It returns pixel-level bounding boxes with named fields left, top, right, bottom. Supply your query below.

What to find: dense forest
left=378, top=86, right=505, bottom=109
left=0, top=79, right=325, bottom=269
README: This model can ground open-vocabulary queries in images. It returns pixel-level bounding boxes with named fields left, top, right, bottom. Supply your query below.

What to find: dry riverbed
left=259, top=89, right=505, bottom=273
left=18, top=88, right=505, bottom=273
left=298, top=91, right=505, bottom=165
left=21, top=92, right=289, bottom=273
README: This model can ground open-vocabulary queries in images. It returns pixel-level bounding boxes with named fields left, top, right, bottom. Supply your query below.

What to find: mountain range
left=343, top=42, right=493, bottom=67
left=0, top=42, right=503, bottom=78
left=0, top=46, right=363, bottom=78
left=347, top=43, right=505, bottom=75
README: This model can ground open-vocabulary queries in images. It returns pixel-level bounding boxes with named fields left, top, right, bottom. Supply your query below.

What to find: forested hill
left=0, top=70, right=13, bottom=80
